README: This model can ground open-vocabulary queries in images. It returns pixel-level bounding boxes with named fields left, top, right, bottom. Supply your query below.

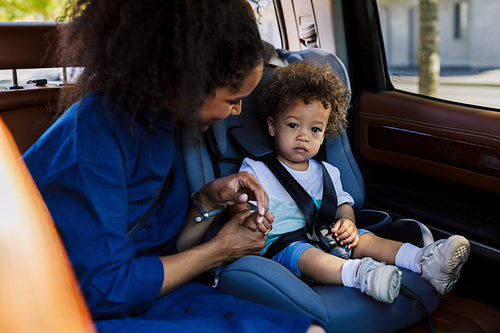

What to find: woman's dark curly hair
left=260, top=61, right=349, bottom=137
left=58, top=0, right=264, bottom=128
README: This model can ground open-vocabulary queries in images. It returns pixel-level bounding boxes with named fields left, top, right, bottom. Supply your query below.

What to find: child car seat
left=181, top=47, right=439, bottom=332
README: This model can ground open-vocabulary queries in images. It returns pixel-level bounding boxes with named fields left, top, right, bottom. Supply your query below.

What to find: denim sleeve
left=40, top=161, right=165, bottom=319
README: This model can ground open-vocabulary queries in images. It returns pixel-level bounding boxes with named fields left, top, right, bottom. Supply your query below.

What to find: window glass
left=0, top=67, right=81, bottom=90
left=253, top=0, right=282, bottom=49
left=1, top=68, right=61, bottom=90
left=378, top=0, right=500, bottom=109
left=0, top=1, right=79, bottom=90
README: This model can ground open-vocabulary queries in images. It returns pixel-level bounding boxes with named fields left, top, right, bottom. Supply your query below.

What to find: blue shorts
left=272, top=229, right=371, bottom=277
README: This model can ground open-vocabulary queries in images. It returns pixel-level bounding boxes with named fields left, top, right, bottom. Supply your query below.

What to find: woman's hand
left=212, top=209, right=268, bottom=263
left=178, top=172, right=269, bottom=254
left=165, top=208, right=268, bottom=297
left=199, top=171, right=268, bottom=223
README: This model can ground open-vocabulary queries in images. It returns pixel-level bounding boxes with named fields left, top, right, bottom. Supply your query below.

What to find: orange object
left=0, top=118, right=95, bottom=333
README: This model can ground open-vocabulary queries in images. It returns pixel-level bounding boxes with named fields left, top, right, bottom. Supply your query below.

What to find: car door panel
left=0, top=23, right=64, bottom=154
left=359, top=90, right=500, bottom=194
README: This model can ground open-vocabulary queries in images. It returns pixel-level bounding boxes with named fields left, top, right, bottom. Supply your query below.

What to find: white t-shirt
left=239, top=157, right=354, bottom=253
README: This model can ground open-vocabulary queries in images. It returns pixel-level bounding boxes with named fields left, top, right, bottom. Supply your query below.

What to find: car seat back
left=181, top=47, right=439, bottom=332
left=182, top=47, right=401, bottom=233
left=183, top=47, right=365, bottom=210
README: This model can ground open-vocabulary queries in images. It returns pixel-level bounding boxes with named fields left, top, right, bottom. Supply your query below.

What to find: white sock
left=395, top=243, right=422, bottom=274
left=341, top=259, right=363, bottom=288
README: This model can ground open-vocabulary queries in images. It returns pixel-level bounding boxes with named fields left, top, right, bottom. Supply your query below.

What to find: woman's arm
left=159, top=208, right=266, bottom=296
left=165, top=171, right=272, bottom=297
left=175, top=190, right=224, bottom=252
left=176, top=171, right=269, bottom=250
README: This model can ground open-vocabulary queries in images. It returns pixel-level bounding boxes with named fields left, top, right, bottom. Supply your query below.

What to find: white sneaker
left=355, top=258, right=402, bottom=303
left=418, top=235, right=470, bottom=294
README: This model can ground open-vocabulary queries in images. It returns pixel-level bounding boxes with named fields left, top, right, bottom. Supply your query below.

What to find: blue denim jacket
left=23, top=94, right=312, bottom=332
left=23, top=94, right=188, bottom=317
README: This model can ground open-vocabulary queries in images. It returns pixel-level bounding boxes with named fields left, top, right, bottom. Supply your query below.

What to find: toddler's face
left=268, top=99, right=330, bottom=171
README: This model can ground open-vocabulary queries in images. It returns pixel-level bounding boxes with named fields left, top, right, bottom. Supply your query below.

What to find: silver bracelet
left=191, top=192, right=226, bottom=222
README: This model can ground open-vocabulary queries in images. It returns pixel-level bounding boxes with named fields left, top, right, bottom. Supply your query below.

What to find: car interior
left=183, top=46, right=445, bottom=332
left=0, top=0, right=499, bottom=332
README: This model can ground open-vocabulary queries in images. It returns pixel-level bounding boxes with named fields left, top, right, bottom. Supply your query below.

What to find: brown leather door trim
left=368, top=125, right=500, bottom=177
left=0, top=22, right=61, bottom=70
left=359, top=91, right=500, bottom=193
left=0, top=22, right=71, bottom=153
left=0, top=87, right=61, bottom=110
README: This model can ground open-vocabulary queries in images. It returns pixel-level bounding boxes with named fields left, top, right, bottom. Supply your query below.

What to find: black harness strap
left=264, top=229, right=305, bottom=259
left=316, top=159, right=339, bottom=233
left=262, top=153, right=339, bottom=258
left=262, top=154, right=318, bottom=230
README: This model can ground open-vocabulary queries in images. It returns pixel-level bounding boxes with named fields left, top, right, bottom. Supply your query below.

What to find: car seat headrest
left=279, top=48, right=351, bottom=101
left=228, top=48, right=351, bottom=161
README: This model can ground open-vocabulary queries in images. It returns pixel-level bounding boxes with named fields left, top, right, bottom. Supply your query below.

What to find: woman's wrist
left=191, top=191, right=226, bottom=222
left=195, top=188, right=220, bottom=211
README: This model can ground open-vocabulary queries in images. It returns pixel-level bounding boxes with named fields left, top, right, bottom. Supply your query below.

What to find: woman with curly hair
left=22, top=0, right=324, bottom=332
left=235, top=61, right=470, bottom=304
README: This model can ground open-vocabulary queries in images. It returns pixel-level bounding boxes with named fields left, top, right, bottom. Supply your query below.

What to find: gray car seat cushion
left=219, top=255, right=438, bottom=333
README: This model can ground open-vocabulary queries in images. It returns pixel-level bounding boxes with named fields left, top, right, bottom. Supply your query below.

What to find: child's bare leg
left=351, top=233, right=403, bottom=264
left=298, top=247, right=344, bottom=284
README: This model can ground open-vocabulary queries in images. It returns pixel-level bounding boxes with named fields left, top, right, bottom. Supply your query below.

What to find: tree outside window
left=0, top=0, right=67, bottom=22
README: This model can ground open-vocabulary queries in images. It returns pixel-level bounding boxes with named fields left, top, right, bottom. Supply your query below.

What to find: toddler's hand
left=244, top=210, right=274, bottom=235
left=331, top=218, right=359, bottom=249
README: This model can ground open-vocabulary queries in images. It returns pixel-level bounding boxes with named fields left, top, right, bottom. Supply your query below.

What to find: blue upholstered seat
left=181, top=47, right=439, bottom=332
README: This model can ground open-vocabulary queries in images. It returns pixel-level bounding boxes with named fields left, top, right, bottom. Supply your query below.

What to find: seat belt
left=262, top=153, right=339, bottom=258
left=400, top=285, right=438, bottom=333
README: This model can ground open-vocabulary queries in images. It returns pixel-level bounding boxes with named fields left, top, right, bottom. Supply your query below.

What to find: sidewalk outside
left=390, top=67, right=500, bottom=87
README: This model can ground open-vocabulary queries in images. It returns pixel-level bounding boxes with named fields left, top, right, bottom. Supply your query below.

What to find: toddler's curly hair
left=259, top=61, right=349, bottom=137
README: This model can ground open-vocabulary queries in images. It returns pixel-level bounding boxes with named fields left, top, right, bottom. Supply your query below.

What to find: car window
left=253, top=0, right=283, bottom=49
left=377, top=0, right=500, bottom=109
left=0, top=65, right=81, bottom=91
left=0, top=68, right=63, bottom=90
left=0, top=1, right=77, bottom=90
